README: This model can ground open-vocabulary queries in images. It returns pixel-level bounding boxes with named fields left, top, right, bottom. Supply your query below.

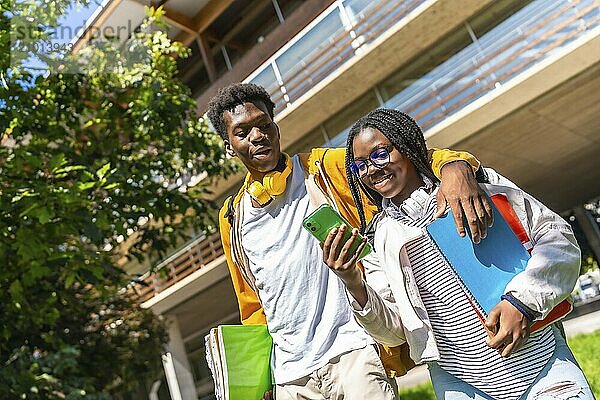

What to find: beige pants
left=275, top=345, right=398, bottom=400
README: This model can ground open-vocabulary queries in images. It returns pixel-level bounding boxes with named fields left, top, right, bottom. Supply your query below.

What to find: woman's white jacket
left=352, top=168, right=580, bottom=364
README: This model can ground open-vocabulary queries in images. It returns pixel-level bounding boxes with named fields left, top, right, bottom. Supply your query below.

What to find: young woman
left=322, top=109, right=593, bottom=400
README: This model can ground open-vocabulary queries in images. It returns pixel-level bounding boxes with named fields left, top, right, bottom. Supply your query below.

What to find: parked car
left=578, top=275, right=600, bottom=301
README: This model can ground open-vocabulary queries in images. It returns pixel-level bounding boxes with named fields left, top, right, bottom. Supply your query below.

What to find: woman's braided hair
left=345, top=108, right=439, bottom=233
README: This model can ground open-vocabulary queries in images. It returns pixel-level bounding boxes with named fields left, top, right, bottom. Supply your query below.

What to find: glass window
left=248, top=65, right=285, bottom=111
left=376, top=0, right=535, bottom=129
left=179, top=41, right=212, bottom=97
left=205, top=0, right=281, bottom=76
left=186, top=314, right=238, bottom=398
left=213, top=45, right=230, bottom=76
left=378, top=26, right=473, bottom=102
left=228, top=2, right=280, bottom=50
left=343, top=0, right=375, bottom=23
left=469, top=0, right=534, bottom=39
left=275, top=10, right=345, bottom=82
left=249, top=64, right=279, bottom=94
left=184, top=66, right=210, bottom=98
left=221, top=43, right=243, bottom=68
left=190, top=349, right=212, bottom=386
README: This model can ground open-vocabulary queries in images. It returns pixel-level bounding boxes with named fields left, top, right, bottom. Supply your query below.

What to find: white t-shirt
left=240, top=155, right=373, bottom=384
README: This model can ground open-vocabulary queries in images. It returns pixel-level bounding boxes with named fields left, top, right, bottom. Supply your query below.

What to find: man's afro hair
left=206, top=83, right=276, bottom=140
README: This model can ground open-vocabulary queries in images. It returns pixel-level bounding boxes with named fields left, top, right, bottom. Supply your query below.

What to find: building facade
left=75, top=0, right=600, bottom=398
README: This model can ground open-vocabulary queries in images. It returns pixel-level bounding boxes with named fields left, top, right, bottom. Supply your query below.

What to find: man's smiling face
left=223, top=101, right=281, bottom=177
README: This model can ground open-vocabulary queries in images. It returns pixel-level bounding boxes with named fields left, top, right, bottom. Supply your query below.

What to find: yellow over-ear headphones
left=247, top=153, right=292, bottom=205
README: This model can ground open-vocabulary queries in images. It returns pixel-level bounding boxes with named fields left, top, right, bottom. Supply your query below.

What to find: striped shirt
left=384, top=187, right=555, bottom=400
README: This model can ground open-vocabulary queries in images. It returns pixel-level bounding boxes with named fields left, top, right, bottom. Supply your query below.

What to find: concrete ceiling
left=166, top=0, right=212, bottom=16
left=454, top=62, right=600, bottom=212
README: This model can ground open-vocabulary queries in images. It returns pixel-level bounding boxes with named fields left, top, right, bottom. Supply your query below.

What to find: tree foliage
left=1, top=1, right=236, bottom=397
left=571, top=200, right=600, bottom=274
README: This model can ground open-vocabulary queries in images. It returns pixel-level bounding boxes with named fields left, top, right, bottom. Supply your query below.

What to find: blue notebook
left=426, top=204, right=530, bottom=316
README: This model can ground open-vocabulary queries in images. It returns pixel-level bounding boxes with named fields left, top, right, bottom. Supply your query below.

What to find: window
left=186, top=315, right=239, bottom=398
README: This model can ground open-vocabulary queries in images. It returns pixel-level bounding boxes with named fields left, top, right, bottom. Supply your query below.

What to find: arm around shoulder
left=429, top=147, right=480, bottom=179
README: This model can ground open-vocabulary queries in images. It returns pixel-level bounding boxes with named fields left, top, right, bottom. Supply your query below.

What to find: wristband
left=500, top=294, right=535, bottom=323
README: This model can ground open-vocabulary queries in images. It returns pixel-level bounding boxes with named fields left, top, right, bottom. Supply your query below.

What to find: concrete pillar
left=574, top=205, right=600, bottom=263
left=163, top=315, right=198, bottom=400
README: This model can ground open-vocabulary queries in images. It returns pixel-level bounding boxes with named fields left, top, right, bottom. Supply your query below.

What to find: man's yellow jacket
left=218, top=147, right=478, bottom=377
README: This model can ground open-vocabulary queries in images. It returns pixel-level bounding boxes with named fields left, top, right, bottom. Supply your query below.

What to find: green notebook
left=205, top=325, right=273, bottom=400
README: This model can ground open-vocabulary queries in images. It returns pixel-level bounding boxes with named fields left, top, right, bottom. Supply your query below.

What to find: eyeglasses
left=351, top=145, right=394, bottom=178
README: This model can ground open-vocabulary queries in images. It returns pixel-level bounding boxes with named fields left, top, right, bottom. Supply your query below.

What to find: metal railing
left=132, top=232, right=224, bottom=303
left=390, top=0, right=600, bottom=132
left=246, top=0, right=427, bottom=114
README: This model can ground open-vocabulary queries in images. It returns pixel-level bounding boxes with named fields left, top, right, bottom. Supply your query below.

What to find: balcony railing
left=396, top=0, right=599, bottom=130
left=246, top=0, right=428, bottom=115
left=132, top=232, right=224, bottom=303
left=328, top=0, right=600, bottom=146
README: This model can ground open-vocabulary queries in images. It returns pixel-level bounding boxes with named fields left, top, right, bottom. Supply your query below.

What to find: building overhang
left=71, top=0, right=227, bottom=54
left=140, top=255, right=240, bottom=341
left=140, top=255, right=228, bottom=315
left=425, top=28, right=600, bottom=211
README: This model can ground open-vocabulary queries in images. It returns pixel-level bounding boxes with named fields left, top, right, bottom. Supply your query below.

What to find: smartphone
left=303, top=204, right=372, bottom=260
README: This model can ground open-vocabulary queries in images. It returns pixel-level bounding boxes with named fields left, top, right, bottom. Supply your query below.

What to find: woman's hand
left=485, top=300, right=530, bottom=357
left=435, top=161, right=493, bottom=244
left=322, top=224, right=368, bottom=306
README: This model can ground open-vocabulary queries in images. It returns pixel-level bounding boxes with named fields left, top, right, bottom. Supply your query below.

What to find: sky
left=58, top=1, right=100, bottom=45
left=23, top=1, right=100, bottom=71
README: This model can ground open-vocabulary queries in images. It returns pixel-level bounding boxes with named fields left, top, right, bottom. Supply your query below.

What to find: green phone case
left=303, top=204, right=372, bottom=260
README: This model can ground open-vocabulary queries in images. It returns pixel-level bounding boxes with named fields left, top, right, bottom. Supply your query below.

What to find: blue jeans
left=427, top=326, right=594, bottom=400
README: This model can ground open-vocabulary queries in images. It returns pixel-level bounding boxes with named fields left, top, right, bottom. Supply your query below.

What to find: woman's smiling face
left=352, top=127, right=423, bottom=205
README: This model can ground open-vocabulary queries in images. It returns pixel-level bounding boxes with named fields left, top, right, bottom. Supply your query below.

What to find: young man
left=207, top=83, right=490, bottom=399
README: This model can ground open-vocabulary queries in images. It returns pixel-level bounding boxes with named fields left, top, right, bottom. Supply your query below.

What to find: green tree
left=579, top=200, right=600, bottom=274
left=1, top=2, right=236, bottom=397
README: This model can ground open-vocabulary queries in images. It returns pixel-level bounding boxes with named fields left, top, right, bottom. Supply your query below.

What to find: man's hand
left=262, top=389, right=273, bottom=400
left=485, top=300, right=530, bottom=357
left=322, top=225, right=368, bottom=306
left=435, top=161, right=493, bottom=243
